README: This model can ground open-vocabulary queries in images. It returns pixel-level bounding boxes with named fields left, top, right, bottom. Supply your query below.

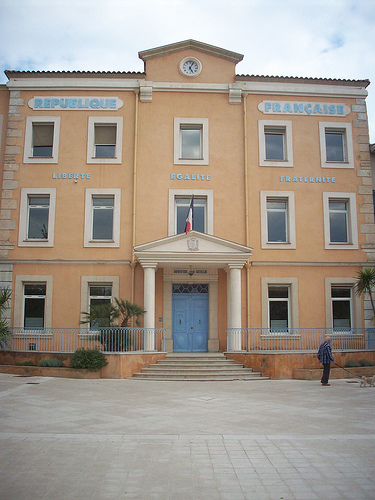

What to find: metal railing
left=4, top=327, right=166, bottom=353
left=226, top=328, right=370, bottom=352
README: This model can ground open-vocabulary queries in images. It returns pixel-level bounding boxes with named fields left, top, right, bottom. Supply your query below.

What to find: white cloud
left=0, top=0, right=374, bottom=140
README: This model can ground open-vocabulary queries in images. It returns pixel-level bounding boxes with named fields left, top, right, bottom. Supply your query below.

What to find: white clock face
left=183, top=60, right=199, bottom=75
left=179, top=57, right=202, bottom=77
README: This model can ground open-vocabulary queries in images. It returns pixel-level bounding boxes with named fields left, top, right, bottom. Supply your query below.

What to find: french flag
left=185, top=196, right=194, bottom=234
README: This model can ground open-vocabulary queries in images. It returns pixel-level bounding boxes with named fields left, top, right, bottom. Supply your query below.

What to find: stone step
left=133, top=353, right=269, bottom=381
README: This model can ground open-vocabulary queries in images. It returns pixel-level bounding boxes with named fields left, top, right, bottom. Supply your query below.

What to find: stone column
left=143, top=264, right=157, bottom=351
left=227, top=265, right=243, bottom=351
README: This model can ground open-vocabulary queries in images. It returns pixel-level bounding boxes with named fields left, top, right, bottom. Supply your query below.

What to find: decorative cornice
left=139, top=39, right=244, bottom=64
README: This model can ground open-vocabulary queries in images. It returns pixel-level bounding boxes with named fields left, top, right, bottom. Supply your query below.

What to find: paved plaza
left=0, top=373, right=374, bottom=499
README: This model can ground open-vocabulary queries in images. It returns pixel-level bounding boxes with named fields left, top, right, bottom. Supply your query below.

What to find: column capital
left=225, top=264, right=244, bottom=272
left=141, top=262, right=159, bottom=270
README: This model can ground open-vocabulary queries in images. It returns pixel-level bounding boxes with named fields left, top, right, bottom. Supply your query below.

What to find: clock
left=179, top=57, right=202, bottom=77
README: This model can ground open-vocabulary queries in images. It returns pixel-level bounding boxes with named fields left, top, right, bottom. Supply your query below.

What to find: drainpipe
left=243, top=92, right=251, bottom=329
left=131, top=89, right=139, bottom=305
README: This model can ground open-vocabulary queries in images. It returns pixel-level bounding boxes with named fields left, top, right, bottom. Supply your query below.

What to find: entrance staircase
left=133, top=353, right=269, bottom=381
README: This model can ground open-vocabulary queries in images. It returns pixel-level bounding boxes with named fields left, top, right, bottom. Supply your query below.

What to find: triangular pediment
left=134, top=231, right=252, bottom=268
left=139, top=40, right=243, bottom=64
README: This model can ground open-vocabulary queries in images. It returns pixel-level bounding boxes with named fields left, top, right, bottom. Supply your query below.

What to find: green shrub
left=359, top=359, right=375, bottom=367
left=16, top=360, right=35, bottom=366
left=70, top=348, right=108, bottom=372
left=39, top=358, right=63, bottom=367
left=345, top=360, right=361, bottom=368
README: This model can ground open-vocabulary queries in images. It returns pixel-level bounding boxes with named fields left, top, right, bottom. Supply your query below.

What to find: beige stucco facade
left=0, top=40, right=373, bottom=352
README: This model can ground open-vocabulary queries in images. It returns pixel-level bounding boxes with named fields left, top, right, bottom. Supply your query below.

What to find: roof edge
left=139, top=39, right=244, bottom=64
left=236, top=74, right=370, bottom=88
left=5, top=70, right=145, bottom=80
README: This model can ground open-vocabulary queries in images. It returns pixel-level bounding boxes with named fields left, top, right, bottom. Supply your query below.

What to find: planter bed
left=0, top=364, right=100, bottom=379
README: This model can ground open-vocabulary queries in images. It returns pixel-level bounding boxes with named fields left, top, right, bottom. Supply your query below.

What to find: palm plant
left=0, top=288, right=12, bottom=348
left=114, top=298, right=146, bottom=327
left=355, top=268, right=375, bottom=323
left=80, top=299, right=146, bottom=351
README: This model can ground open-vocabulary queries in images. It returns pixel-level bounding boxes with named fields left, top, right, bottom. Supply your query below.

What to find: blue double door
left=172, top=284, right=208, bottom=352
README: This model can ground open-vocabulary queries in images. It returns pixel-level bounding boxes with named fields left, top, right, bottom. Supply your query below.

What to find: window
left=331, top=286, right=352, bottom=330
left=174, top=118, right=209, bottom=165
left=94, top=124, right=116, bottom=158
left=259, top=120, right=293, bottom=167
left=27, top=196, right=49, bottom=239
left=323, top=193, right=358, bottom=249
left=14, top=275, right=53, bottom=329
left=18, top=188, right=56, bottom=247
left=84, top=189, right=121, bottom=247
left=24, top=116, right=60, bottom=164
left=267, top=199, right=288, bottom=243
left=81, top=276, right=119, bottom=327
left=23, top=284, right=46, bottom=329
left=319, top=122, right=354, bottom=168
left=261, top=277, right=299, bottom=330
left=168, top=189, right=213, bottom=236
left=260, top=191, right=296, bottom=249
left=175, top=197, right=206, bottom=234
left=268, top=286, right=290, bottom=330
left=87, top=117, right=123, bottom=164
left=92, top=196, right=114, bottom=240
left=32, top=123, right=53, bottom=157
left=329, top=200, right=348, bottom=243
left=325, top=278, right=360, bottom=329
left=89, top=284, right=113, bottom=328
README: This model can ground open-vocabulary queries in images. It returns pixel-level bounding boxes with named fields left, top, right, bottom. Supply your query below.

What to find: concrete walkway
left=0, top=374, right=374, bottom=499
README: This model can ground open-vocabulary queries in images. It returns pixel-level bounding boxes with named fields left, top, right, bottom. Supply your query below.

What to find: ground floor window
left=24, top=283, right=46, bottom=329
left=89, top=284, right=112, bottom=328
left=331, top=286, right=352, bottom=330
left=268, top=285, right=290, bottom=330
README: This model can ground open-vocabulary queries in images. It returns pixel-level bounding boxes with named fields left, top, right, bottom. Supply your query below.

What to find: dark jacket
left=317, top=341, right=334, bottom=365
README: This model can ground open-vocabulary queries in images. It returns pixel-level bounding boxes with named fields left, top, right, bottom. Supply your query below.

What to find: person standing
left=317, top=336, right=334, bottom=386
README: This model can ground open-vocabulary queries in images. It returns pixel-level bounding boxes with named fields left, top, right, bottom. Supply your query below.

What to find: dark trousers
left=321, top=364, right=331, bottom=384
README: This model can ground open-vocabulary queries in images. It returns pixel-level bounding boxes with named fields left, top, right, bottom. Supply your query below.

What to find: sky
left=0, top=0, right=374, bottom=142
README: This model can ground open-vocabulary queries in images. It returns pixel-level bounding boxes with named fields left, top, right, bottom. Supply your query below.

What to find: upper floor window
left=168, top=189, right=213, bottom=236
left=27, top=195, right=49, bottom=239
left=319, top=122, right=354, bottom=168
left=260, top=191, right=296, bottom=249
left=258, top=120, right=293, bottom=167
left=84, top=189, right=121, bottom=247
left=174, top=118, right=209, bottom=165
left=24, top=116, right=60, bottom=164
left=323, top=192, right=358, bottom=249
left=18, top=188, right=56, bottom=247
left=87, top=117, right=123, bottom=164
left=94, top=124, right=117, bottom=158
left=175, top=197, right=206, bottom=234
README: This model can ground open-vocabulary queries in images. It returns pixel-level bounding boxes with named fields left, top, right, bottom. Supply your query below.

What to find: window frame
left=18, top=188, right=56, bottom=247
left=87, top=116, right=123, bottom=164
left=84, top=188, right=121, bottom=247
left=258, top=120, right=293, bottom=167
left=80, top=276, right=119, bottom=327
left=323, top=192, right=358, bottom=249
left=168, top=189, right=213, bottom=236
left=260, top=191, right=296, bottom=249
left=268, top=285, right=291, bottom=331
left=174, top=118, right=209, bottom=165
left=325, top=278, right=360, bottom=330
left=319, top=122, right=354, bottom=168
left=261, top=277, right=299, bottom=330
left=14, top=275, right=53, bottom=330
left=24, top=116, right=60, bottom=164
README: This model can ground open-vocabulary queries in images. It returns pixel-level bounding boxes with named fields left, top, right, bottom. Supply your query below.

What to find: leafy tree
left=0, top=288, right=12, bottom=348
left=355, top=268, right=375, bottom=323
